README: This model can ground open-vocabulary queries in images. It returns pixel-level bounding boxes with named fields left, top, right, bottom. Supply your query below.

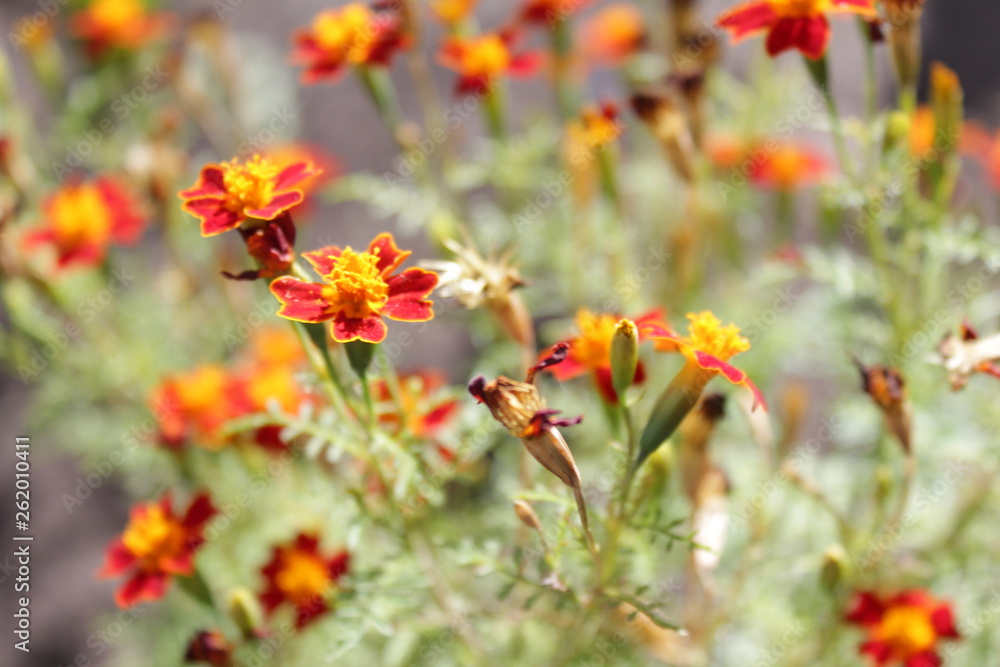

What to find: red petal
left=846, top=591, right=885, bottom=626
left=115, top=570, right=168, bottom=608
left=594, top=367, right=619, bottom=405
left=766, top=16, right=830, bottom=60
left=717, top=2, right=779, bottom=40
left=294, top=533, right=320, bottom=553
left=274, top=162, right=318, bottom=191
left=859, top=639, right=892, bottom=666
left=382, top=298, right=433, bottom=322
left=179, top=166, right=226, bottom=199
left=368, top=233, right=411, bottom=276
left=692, top=351, right=767, bottom=411
left=930, top=604, right=961, bottom=638
left=270, top=277, right=336, bottom=323
left=331, top=312, right=388, bottom=343
left=420, top=401, right=460, bottom=435
left=295, top=597, right=329, bottom=629
left=245, top=191, right=303, bottom=220
left=386, top=267, right=438, bottom=300
left=328, top=550, right=350, bottom=579
left=183, top=197, right=244, bottom=236
left=100, top=539, right=137, bottom=577
left=183, top=493, right=217, bottom=530
left=904, top=652, right=943, bottom=667
left=303, top=245, right=343, bottom=276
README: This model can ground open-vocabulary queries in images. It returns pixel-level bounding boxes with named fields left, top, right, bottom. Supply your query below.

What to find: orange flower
left=179, top=154, right=320, bottom=237
left=717, top=0, right=876, bottom=60
left=846, top=590, right=960, bottom=666
left=430, top=0, right=478, bottom=24
left=579, top=4, right=646, bottom=65
left=71, top=0, right=173, bottom=58
left=270, top=233, right=438, bottom=344
left=520, top=0, right=595, bottom=26
left=567, top=103, right=624, bottom=152
left=747, top=143, right=829, bottom=190
left=543, top=308, right=664, bottom=404
left=374, top=370, right=460, bottom=440
left=25, top=177, right=146, bottom=270
left=153, top=365, right=241, bottom=450
left=259, top=533, right=350, bottom=629
left=438, top=32, right=541, bottom=95
left=644, top=311, right=766, bottom=410
left=100, top=492, right=216, bottom=608
left=291, top=3, right=409, bottom=85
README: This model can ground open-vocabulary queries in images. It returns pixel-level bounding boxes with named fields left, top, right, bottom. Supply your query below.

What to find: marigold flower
left=543, top=308, right=663, bottom=404
left=566, top=103, right=624, bottom=153
left=717, top=0, right=877, bottom=60
left=438, top=32, right=541, bottom=95
left=100, top=492, right=217, bottom=608
left=25, top=177, right=146, bottom=270
left=179, top=154, right=320, bottom=237
left=846, top=590, right=960, bottom=666
left=153, top=365, right=242, bottom=450
left=71, top=0, right=173, bottom=58
left=579, top=4, right=646, bottom=65
left=374, top=371, right=460, bottom=440
left=647, top=312, right=766, bottom=410
left=259, top=533, right=350, bottom=629
left=270, top=233, right=438, bottom=344
left=747, top=143, right=829, bottom=190
left=430, top=0, right=478, bottom=24
left=291, top=3, right=409, bottom=85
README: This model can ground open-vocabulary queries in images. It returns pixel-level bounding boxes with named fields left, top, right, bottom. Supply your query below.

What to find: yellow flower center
left=221, top=155, right=278, bottom=214
left=430, top=0, right=475, bottom=23
left=88, top=0, right=144, bottom=31
left=321, top=248, right=390, bottom=319
left=772, top=0, right=830, bottom=17
left=275, top=550, right=331, bottom=603
left=246, top=367, right=300, bottom=412
left=313, top=4, right=375, bottom=63
left=878, top=606, right=937, bottom=656
left=460, top=35, right=511, bottom=77
left=49, top=184, right=113, bottom=248
left=122, top=505, right=185, bottom=563
left=570, top=309, right=618, bottom=369
left=764, top=147, right=808, bottom=189
left=175, top=366, right=229, bottom=412
left=684, top=311, right=750, bottom=362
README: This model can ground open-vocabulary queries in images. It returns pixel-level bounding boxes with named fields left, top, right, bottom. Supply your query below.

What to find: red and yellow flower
left=25, top=177, right=146, bottom=270
left=747, top=143, right=829, bottom=190
left=438, top=32, right=541, bottom=95
left=259, top=533, right=350, bottom=629
left=267, top=143, right=338, bottom=214
left=153, top=365, right=241, bottom=450
left=71, top=0, right=174, bottom=58
left=543, top=308, right=663, bottom=404
left=579, top=4, right=646, bottom=65
left=269, top=233, right=438, bottom=344
left=100, top=492, right=216, bottom=608
left=291, top=3, right=409, bottom=85
left=179, top=154, right=320, bottom=237
left=717, top=0, right=877, bottom=60
left=374, top=370, right=460, bottom=442
left=644, top=311, right=766, bottom=410
left=846, top=590, right=961, bottom=666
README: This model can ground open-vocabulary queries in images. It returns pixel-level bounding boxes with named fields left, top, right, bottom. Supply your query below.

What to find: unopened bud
left=611, top=319, right=639, bottom=399
left=820, top=545, right=850, bottom=591
left=930, top=62, right=963, bottom=157
left=513, top=499, right=542, bottom=531
left=227, top=588, right=262, bottom=640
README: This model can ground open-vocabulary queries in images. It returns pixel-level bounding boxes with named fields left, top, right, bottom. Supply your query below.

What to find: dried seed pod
left=513, top=499, right=542, bottom=531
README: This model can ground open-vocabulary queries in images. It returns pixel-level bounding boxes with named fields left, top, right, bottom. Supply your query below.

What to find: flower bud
left=930, top=62, right=963, bottom=157
left=513, top=499, right=543, bottom=532
left=227, top=588, right=262, bottom=640
left=855, top=361, right=912, bottom=452
left=885, top=0, right=925, bottom=93
left=184, top=630, right=233, bottom=666
left=611, top=319, right=639, bottom=399
left=820, top=545, right=850, bottom=591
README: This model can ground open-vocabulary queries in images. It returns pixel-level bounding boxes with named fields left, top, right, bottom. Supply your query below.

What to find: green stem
left=805, top=55, right=854, bottom=181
